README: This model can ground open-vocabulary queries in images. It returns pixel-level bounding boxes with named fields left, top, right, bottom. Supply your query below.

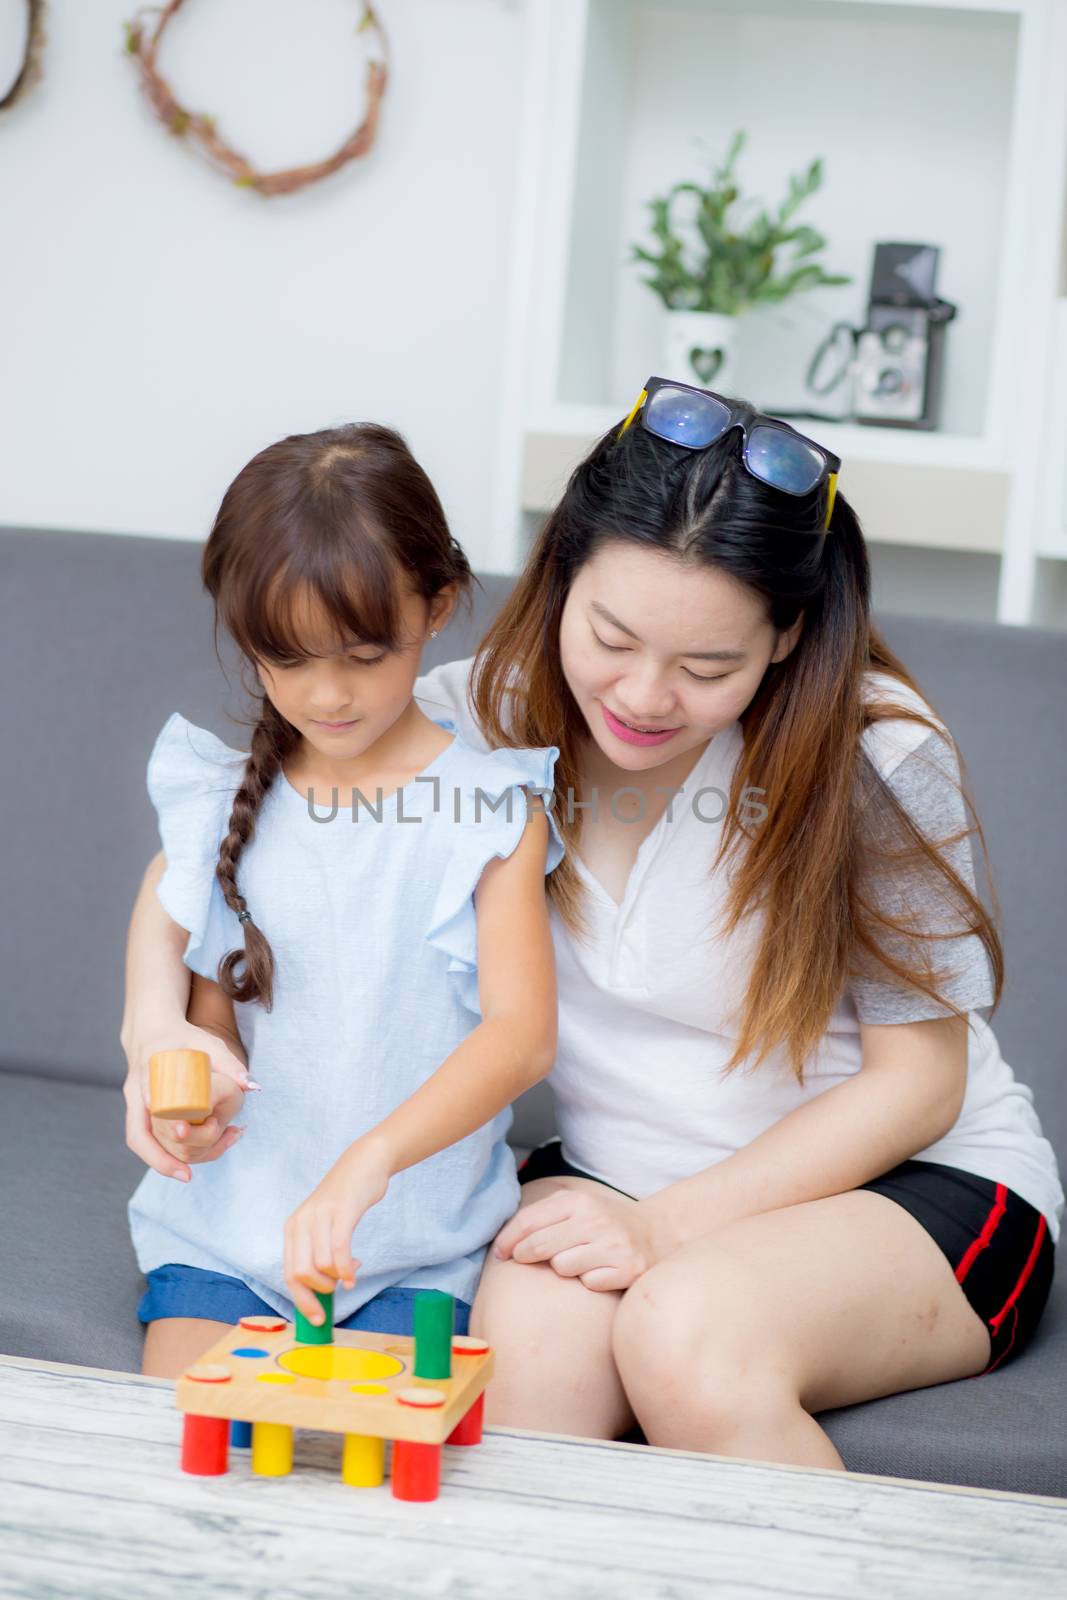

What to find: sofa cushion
left=0, top=1073, right=145, bottom=1373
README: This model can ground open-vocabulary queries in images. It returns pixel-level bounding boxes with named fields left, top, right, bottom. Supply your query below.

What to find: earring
left=430, top=628, right=439, bottom=638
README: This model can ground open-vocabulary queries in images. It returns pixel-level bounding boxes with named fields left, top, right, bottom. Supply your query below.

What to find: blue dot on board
left=232, top=1346, right=270, bottom=1358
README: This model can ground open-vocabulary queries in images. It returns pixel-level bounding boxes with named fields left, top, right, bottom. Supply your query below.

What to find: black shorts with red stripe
left=517, top=1142, right=1055, bottom=1375
left=858, top=1158, right=1054, bottom=1375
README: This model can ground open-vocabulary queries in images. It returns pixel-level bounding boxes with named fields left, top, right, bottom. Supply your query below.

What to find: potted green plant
left=631, top=131, right=851, bottom=393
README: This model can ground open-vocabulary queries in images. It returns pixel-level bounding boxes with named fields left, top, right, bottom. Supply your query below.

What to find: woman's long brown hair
left=472, top=416, right=1002, bottom=1080
left=201, top=423, right=474, bottom=1009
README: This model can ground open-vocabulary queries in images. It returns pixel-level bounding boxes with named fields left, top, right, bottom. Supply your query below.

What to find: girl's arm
left=636, top=1014, right=968, bottom=1261
left=364, top=806, right=559, bottom=1171
left=120, top=853, right=191, bottom=1062
left=121, top=851, right=251, bottom=1180
left=284, top=803, right=557, bottom=1318
left=361, top=806, right=558, bottom=1170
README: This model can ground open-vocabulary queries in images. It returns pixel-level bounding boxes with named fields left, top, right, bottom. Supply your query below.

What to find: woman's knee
left=613, top=1251, right=789, bottom=1394
left=613, top=1260, right=798, bottom=1436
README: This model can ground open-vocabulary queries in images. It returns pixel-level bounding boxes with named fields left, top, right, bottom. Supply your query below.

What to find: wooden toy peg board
left=177, top=1322, right=493, bottom=1447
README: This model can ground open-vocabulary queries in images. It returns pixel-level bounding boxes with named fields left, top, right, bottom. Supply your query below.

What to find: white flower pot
left=662, top=311, right=738, bottom=395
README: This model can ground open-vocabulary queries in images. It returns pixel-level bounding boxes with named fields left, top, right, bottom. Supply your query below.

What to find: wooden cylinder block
left=149, top=1049, right=211, bottom=1123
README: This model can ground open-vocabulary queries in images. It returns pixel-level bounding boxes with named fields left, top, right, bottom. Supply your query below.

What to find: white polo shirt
left=415, top=656, right=1064, bottom=1241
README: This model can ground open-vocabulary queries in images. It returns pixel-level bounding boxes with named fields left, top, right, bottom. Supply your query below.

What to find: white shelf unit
left=1035, top=299, right=1067, bottom=562
left=490, top=0, right=1067, bottom=625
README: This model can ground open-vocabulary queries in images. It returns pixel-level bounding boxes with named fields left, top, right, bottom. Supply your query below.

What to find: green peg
left=413, top=1291, right=454, bottom=1379
left=295, top=1289, right=334, bottom=1345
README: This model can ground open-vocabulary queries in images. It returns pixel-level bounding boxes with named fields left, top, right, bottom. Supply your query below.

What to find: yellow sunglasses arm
left=618, top=387, right=649, bottom=439
left=824, top=471, right=839, bottom=531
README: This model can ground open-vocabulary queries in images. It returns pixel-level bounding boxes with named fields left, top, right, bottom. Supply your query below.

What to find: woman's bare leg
left=612, top=1188, right=992, bottom=1469
left=472, top=1177, right=636, bottom=1439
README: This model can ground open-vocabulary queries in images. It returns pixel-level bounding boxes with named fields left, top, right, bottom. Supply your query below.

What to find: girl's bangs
left=240, top=544, right=406, bottom=665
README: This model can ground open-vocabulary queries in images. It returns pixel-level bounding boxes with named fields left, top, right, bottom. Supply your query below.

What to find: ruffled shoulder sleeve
left=426, top=740, right=564, bottom=1016
left=146, top=713, right=248, bottom=981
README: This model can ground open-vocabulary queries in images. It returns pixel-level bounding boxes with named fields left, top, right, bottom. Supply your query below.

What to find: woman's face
left=558, top=540, right=800, bottom=773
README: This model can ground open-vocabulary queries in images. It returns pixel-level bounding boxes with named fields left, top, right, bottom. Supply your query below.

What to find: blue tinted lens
left=644, top=387, right=731, bottom=449
left=745, top=425, right=824, bottom=495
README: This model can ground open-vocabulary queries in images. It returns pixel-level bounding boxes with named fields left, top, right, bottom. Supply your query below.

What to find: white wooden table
left=2, top=1356, right=1065, bottom=1599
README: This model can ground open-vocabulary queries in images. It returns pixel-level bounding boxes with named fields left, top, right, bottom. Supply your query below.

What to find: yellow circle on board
left=350, top=1383, right=390, bottom=1395
left=257, top=1373, right=297, bottom=1385
left=278, top=1347, right=405, bottom=1382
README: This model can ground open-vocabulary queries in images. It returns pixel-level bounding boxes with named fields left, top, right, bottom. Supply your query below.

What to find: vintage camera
left=852, top=243, right=956, bottom=429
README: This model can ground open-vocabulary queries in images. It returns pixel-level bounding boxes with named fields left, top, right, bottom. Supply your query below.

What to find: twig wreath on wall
left=123, top=1, right=389, bottom=196
left=1, top=0, right=47, bottom=114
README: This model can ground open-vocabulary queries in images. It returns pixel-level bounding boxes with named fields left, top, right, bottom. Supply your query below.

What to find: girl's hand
left=123, top=1021, right=252, bottom=1182
left=284, top=1143, right=392, bottom=1324
left=493, top=1187, right=658, bottom=1292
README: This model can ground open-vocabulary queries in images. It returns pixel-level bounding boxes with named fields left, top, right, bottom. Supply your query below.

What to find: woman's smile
left=601, top=704, right=683, bottom=747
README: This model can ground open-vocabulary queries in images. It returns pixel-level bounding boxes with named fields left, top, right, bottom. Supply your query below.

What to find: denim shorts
left=138, top=1263, right=472, bottom=1337
left=518, top=1140, right=1055, bottom=1376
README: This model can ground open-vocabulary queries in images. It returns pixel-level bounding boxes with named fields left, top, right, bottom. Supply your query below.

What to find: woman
left=122, top=381, right=1061, bottom=1469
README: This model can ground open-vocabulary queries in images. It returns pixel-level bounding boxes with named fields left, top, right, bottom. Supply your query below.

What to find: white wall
left=0, top=0, right=523, bottom=569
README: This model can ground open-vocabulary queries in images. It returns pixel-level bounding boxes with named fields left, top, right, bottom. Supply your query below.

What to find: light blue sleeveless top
left=128, top=711, right=564, bottom=1319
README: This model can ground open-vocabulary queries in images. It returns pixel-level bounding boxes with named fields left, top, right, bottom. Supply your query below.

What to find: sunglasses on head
left=618, top=377, right=841, bottom=533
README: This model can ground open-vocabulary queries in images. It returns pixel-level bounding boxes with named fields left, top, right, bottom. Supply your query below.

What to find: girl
left=123, top=383, right=1062, bottom=1470
left=125, top=423, right=563, bottom=1379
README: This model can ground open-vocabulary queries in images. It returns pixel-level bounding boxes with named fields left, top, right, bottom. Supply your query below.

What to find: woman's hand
left=493, top=1186, right=658, bottom=1292
left=122, top=1020, right=251, bottom=1183
left=283, top=1142, right=392, bottom=1323
left=149, top=1067, right=248, bottom=1171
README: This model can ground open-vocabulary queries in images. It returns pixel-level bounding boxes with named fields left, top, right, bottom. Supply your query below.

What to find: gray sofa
left=2, top=526, right=1064, bottom=1496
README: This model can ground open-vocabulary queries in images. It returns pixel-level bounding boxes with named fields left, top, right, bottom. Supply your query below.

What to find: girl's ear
left=251, top=656, right=272, bottom=697
left=428, top=583, right=460, bottom=638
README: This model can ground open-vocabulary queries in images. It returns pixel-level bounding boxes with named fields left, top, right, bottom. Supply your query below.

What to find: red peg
left=446, top=1391, right=485, bottom=1446
left=391, top=1440, right=441, bottom=1501
left=181, top=1413, right=230, bottom=1476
